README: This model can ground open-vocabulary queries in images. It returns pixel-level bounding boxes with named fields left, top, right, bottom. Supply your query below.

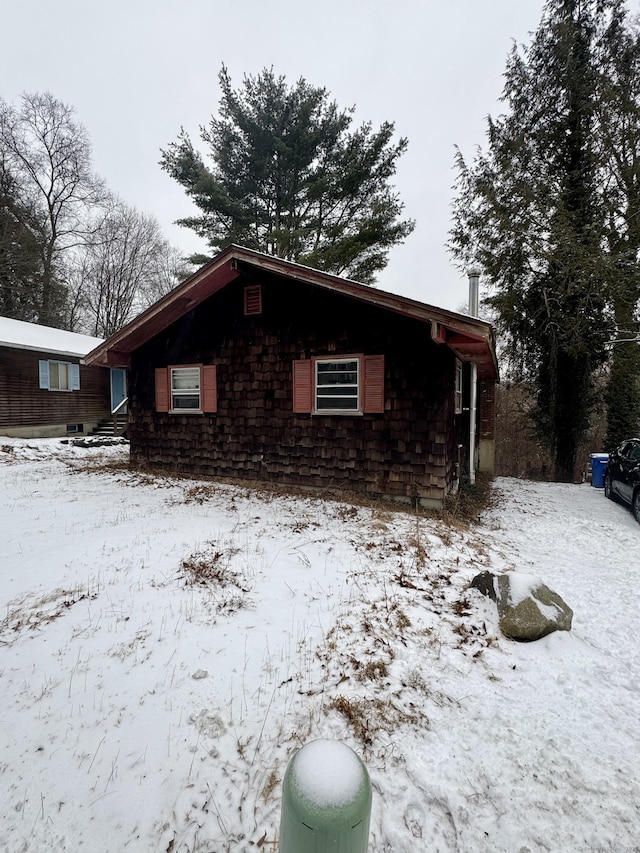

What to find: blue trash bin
left=590, top=453, right=609, bottom=488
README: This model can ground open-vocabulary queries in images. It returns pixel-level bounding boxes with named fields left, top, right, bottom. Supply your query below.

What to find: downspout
left=468, top=269, right=480, bottom=485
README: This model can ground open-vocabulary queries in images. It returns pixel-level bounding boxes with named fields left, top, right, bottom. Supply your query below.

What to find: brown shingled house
left=85, top=245, right=498, bottom=507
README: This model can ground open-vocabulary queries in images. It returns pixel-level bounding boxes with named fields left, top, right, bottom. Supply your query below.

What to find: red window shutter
left=363, top=355, right=385, bottom=413
left=244, top=285, right=262, bottom=315
left=155, top=368, right=170, bottom=412
left=292, top=360, right=313, bottom=413
left=202, top=365, right=218, bottom=413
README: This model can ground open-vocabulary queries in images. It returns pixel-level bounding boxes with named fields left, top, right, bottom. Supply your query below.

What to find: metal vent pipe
left=468, top=268, right=480, bottom=318
left=467, top=269, right=480, bottom=484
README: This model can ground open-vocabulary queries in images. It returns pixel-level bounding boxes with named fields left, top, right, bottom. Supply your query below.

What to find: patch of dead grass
left=329, top=694, right=424, bottom=748
left=0, top=587, right=97, bottom=640
left=442, top=472, right=495, bottom=527
left=179, top=544, right=245, bottom=590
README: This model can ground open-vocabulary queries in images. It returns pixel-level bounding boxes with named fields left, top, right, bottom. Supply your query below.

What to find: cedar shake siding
left=127, top=274, right=462, bottom=503
left=0, top=345, right=111, bottom=437
left=85, top=246, right=498, bottom=506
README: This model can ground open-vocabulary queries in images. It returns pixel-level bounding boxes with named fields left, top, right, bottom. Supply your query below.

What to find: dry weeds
left=329, top=694, right=424, bottom=748
left=0, top=586, right=98, bottom=641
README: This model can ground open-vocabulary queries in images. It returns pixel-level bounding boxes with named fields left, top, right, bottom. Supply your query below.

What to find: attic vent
left=244, top=285, right=262, bottom=315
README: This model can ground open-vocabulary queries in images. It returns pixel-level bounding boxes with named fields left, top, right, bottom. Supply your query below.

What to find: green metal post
left=279, top=739, right=372, bottom=853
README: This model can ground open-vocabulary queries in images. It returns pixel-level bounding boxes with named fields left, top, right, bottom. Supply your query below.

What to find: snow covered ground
left=0, top=438, right=639, bottom=853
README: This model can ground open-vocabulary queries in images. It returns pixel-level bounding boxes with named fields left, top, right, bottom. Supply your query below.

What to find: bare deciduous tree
left=68, top=201, right=189, bottom=337
left=0, top=91, right=106, bottom=326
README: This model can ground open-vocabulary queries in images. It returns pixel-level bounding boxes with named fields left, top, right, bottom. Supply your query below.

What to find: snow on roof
left=0, top=316, right=104, bottom=358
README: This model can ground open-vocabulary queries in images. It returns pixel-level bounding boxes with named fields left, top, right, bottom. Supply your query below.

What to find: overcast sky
left=5, top=0, right=637, bottom=312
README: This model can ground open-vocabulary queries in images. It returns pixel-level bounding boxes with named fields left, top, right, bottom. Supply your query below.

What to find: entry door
left=110, top=368, right=127, bottom=413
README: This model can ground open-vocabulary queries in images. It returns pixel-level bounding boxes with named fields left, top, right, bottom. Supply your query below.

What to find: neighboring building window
left=315, top=358, right=360, bottom=412
left=455, top=359, right=463, bottom=414
left=244, top=285, right=262, bottom=315
left=155, top=365, right=217, bottom=414
left=292, top=354, right=385, bottom=415
left=39, top=360, right=80, bottom=392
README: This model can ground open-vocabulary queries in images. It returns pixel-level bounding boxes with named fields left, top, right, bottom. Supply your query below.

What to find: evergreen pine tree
left=160, top=66, right=415, bottom=284
left=0, top=166, right=44, bottom=321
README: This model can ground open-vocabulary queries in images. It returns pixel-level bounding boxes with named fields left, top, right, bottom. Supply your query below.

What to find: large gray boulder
left=470, top=571, right=573, bottom=642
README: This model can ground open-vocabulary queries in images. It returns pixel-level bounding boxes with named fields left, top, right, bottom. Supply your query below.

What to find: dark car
left=604, top=438, right=640, bottom=522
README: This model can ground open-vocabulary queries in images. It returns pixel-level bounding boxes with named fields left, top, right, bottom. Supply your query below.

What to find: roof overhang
left=83, top=255, right=242, bottom=367
left=430, top=323, right=498, bottom=380
left=84, top=245, right=499, bottom=380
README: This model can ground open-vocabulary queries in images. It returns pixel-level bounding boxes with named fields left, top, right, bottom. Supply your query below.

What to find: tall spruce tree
left=449, top=0, right=634, bottom=482
left=160, top=66, right=415, bottom=284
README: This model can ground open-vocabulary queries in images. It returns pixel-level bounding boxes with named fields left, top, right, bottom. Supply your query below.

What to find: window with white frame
left=155, top=365, right=217, bottom=413
left=39, top=359, right=80, bottom=392
left=292, top=354, right=384, bottom=415
left=171, top=366, right=201, bottom=411
left=315, top=358, right=360, bottom=412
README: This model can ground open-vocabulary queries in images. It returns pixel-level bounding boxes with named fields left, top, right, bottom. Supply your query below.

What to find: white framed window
left=314, top=358, right=360, bottom=413
left=155, top=365, right=217, bottom=414
left=455, top=359, right=463, bottom=414
left=293, top=355, right=384, bottom=416
left=39, top=360, right=80, bottom=392
left=171, top=366, right=201, bottom=411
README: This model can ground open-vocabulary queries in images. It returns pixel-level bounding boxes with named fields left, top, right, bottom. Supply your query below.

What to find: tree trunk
left=552, top=350, right=592, bottom=482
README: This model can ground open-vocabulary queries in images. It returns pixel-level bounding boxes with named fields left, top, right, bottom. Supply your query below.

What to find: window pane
left=315, top=359, right=359, bottom=412
left=48, top=362, right=70, bottom=390
left=316, top=396, right=359, bottom=410
left=317, top=360, right=358, bottom=373
left=317, top=370, right=358, bottom=386
left=317, top=387, right=359, bottom=397
left=172, top=394, right=201, bottom=410
left=172, top=368, right=200, bottom=391
left=317, top=362, right=358, bottom=384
